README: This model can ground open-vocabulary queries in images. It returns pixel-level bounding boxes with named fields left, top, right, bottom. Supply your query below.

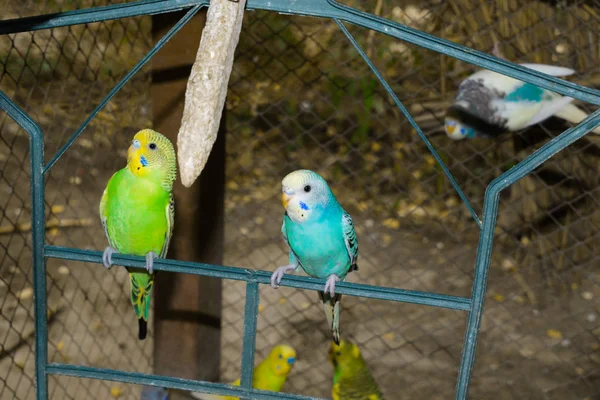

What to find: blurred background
left=1, top=0, right=600, bottom=399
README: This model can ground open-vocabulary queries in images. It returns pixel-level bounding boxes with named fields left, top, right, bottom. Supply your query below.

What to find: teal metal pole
left=240, top=282, right=260, bottom=399
left=334, top=19, right=482, bottom=228
left=0, top=91, right=47, bottom=400
left=44, top=245, right=471, bottom=310
left=455, top=108, right=600, bottom=399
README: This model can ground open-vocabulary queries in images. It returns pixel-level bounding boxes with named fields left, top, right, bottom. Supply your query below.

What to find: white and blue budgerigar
left=444, top=63, right=600, bottom=140
left=270, top=169, right=358, bottom=344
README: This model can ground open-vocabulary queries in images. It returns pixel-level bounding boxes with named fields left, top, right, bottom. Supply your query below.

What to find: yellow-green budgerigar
left=190, top=344, right=297, bottom=400
left=270, top=170, right=358, bottom=344
left=329, top=340, right=385, bottom=400
left=99, top=129, right=176, bottom=340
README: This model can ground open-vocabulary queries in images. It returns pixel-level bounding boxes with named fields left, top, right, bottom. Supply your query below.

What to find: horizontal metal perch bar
left=45, top=245, right=472, bottom=311
left=46, top=364, right=326, bottom=400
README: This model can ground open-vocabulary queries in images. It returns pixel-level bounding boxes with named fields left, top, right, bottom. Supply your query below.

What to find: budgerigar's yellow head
left=281, top=169, right=334, bottom=223
left=266, top=344, right=297, bottom=377
left=328, top=340, right=363, bottom=370
left=127, top=129, right=177, bottom=186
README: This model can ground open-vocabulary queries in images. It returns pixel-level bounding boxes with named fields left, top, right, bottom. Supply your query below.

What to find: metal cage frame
left=2, top=0, right=600, bottom=399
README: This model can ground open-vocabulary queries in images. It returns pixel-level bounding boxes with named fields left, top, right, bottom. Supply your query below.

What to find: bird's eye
left=336, top=351, right=341, bottom=356
left=149, top=143, right=157, bottom=150
left=278, top=354, right=283, bottom=359
left=303, top=185, right=311, bottom=193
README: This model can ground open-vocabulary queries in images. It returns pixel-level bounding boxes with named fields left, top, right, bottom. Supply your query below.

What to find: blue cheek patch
left=140, top=155, right=148, bottom=167
left=299, top=201, right=309, bottom=211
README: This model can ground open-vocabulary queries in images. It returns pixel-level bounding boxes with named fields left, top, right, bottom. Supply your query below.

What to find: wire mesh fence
left=1, top=0, right=600, bottom=399
left=0, top=1, right=153, bottom=399
left=222, top=1, right=600, bottom=399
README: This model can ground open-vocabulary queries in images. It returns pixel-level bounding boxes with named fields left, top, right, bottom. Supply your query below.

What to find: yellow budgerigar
left=329, top=340, right=385, bottom=400
left=191, top=344, right=297, bottom=400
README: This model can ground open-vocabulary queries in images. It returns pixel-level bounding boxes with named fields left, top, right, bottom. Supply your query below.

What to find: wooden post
left=151, top=10, right=224, bottom=390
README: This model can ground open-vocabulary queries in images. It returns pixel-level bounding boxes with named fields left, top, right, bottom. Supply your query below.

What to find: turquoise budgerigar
left=444, top=63, right=600, bottom=140
left=270, top=169, right=358, bottom=344
left=99, top=129, right=176, bottom=340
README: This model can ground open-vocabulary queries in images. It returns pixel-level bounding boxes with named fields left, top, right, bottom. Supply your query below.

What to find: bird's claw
left=145, top=251, right=157, bottom=274
left=270, top=264, right=296, bottom=288
left=492, top=42, right=505, bottom=60
left=324, top=274, right=341, bottom=297
left=102, top=246, right=118, bottom=269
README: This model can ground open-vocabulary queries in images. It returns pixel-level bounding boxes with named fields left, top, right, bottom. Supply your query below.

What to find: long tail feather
left=555, top=103, right=600, bottom=134
left=130, top=272, right=153, bottom=340
left=319, top=291, right=342, bottom=344
left=138, top=319, right=147, bottom=340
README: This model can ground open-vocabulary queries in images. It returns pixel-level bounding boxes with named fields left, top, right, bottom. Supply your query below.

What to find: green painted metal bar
left=44, top=245, right=472, bottom=311
left=334, top=19, right=482, bottom=228
left=42, top=5, right=202, bottom=175
left=240, top=282, right=260, bottom=394
left=4, top=0, right=598, bottom=105
left=46, top=364, right=326, bottom=400
left=0, top=0, right=208, bottom=34
left=455, top=108, right=600, bottom=399
left=0, top=91, right=48, bottom=399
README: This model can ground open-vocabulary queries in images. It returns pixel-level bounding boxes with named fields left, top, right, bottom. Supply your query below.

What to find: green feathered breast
left=100, top=168, right=174, bottom=331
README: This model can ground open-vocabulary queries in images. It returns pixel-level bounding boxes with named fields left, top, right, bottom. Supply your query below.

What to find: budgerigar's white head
left=281, top=169, right=332, bottom=223
left=444, top=117, right=476, bottom=140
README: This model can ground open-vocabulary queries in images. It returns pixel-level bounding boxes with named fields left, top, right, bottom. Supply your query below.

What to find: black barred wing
left=160, top=194, right=175, bottom=258
left=342, top=212, right=358, bottom=268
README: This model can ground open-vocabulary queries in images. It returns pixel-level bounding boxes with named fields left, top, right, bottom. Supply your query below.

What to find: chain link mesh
left=1, top=0, right=600, bottom=399
left=0, top=1, right=152, bottom=399
left=222, top=1, right=600, bottom=399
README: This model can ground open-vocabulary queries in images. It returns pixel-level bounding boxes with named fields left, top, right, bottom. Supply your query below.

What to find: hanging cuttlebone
left=177, top=0, right=246, bottom=187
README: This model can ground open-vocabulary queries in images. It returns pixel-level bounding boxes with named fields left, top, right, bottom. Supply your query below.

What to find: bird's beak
left=281, top=187, right=294, bottom=209
left=445, top=124, right=455, bottom=135
left=282, top=193, right=291, bottom=209
left=287, top=357, right=296, bottom=365
left=127, top=144, right=138, bottom=163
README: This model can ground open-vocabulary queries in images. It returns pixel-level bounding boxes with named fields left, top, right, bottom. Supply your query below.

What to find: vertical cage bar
left=455, top=109, right=600, bottom=399
left=0, top=91, right=48, bottom=400
left=240, top=281, right=260, bottom=395
left=454, top=196, right=498, bottom=400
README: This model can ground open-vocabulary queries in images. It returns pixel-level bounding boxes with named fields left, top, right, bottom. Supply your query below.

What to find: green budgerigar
left=270, top=169, right=358, bottom=344
left=329, top=340, right=385, bottom=400
left=99, top=129, right=176, bottom=340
